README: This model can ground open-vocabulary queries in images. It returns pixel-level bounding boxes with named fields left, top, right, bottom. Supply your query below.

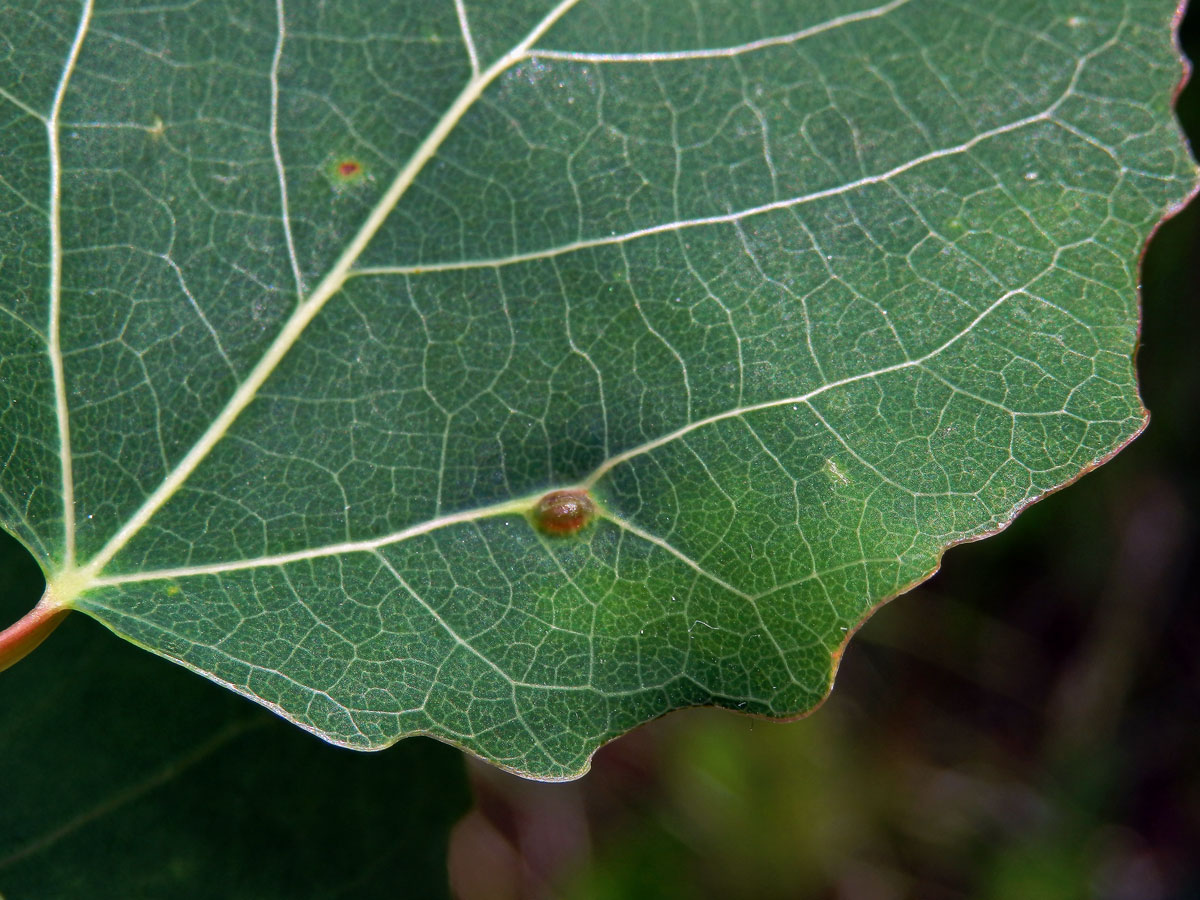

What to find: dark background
left=3, top=7, right=1198, bottom=900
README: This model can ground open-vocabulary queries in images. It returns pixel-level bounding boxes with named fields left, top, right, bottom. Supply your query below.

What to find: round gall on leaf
left=533, top=489, right=595, bottom=536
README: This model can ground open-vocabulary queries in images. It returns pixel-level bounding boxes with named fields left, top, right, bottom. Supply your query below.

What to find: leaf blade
left=1, top=0, right=1194, bottom=779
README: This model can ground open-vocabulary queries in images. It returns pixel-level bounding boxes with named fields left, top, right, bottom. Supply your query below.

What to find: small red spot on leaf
left=325, top=155, right=368, bottom=189
left=533, top=489, right=595, bottom=536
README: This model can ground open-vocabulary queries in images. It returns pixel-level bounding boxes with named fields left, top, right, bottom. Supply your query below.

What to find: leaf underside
left=0, top=0, right=1194, bottom=779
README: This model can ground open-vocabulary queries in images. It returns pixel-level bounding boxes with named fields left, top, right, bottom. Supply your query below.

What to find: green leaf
left=0, top=530, right=469, bottom=898
left=0, top=0, right=1194, bottom=779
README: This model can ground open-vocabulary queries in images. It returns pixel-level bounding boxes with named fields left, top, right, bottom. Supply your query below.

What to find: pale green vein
left=530, top=0, right=913, bottom=63
left=49, top=0, right=94, bottom=570
left=583, top=283, right=1033, bottom=487
left=603, top=512, right=751, bottom=601
left=603, top=511, right=807, bottom=691
left=0, top=86, right=45, bottom=122
left=453, top=0, right=480, bottom=78
left=373, top=551, right=523, bottom=687
left=90, top=494, right=535, bottom=586
left=270, top=0, right=304, bottom=298
left=350, top=108, right=1061, bottom=280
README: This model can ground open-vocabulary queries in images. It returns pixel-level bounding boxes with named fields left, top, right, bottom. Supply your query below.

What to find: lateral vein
left=530, top=0, right=912, bottom=63
left=351, top=107, right=1053, bottom=279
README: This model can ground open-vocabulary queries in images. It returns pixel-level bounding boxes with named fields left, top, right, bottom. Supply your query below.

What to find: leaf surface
left=0, top=0, right=1194, bottom=778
